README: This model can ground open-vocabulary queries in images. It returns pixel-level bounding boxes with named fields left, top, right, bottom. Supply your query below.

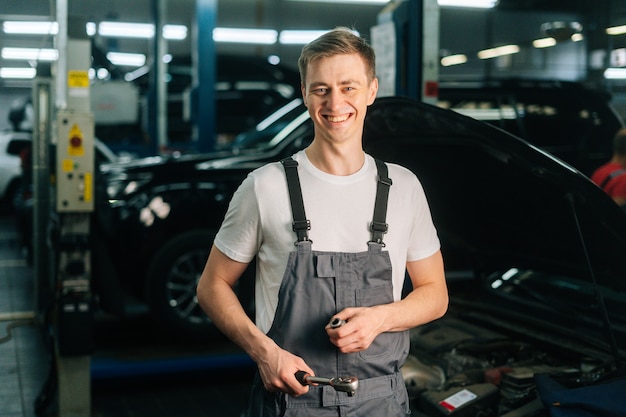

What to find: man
left=591, top=127, right=626, bottom=207
left=196, top=27, right=448, bottom=416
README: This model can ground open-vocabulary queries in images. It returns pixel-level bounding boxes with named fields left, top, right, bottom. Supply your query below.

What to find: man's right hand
left=256, top=344, right=313, bottom=397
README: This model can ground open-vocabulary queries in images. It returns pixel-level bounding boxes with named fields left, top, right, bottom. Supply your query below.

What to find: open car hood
left=363, top=97, right=626, bottom=293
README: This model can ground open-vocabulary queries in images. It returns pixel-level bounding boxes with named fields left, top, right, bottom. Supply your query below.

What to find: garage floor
left=0, top=208, right=253, bottom=417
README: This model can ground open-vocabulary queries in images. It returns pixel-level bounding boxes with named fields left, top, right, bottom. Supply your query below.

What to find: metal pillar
left=53, top=7, right=95, bottom=416
left=32, top=65, right=53, bottom=319
left=194, top=0, right=217, bottom=153
left=148, top=0, right=168, bottom=154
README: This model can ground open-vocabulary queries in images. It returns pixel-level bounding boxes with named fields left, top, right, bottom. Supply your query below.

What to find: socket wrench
left=295, top=370, right=359, bottom=396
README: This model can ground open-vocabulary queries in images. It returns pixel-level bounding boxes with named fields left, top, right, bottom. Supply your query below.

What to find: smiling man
left=196, top=27, right=448, bottom=416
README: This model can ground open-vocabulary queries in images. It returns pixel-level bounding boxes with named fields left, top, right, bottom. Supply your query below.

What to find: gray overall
left=246, top=158, right=410, bottom=417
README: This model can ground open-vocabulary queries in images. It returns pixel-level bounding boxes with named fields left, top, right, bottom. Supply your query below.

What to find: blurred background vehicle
left=438, top=78, right=625, bottom=176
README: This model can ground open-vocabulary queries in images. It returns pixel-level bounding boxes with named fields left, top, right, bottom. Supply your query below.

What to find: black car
left=438, top=78, right=625, bottom=176
left=94, top=96, right=626, bottom=415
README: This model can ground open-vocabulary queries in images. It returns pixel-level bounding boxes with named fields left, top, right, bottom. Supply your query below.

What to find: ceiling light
left=478, top=45, right=520, bottom=59
left=441, top=54, right=467, bottom=66
left=279, top=30, right=331, bottom=44
left=99, top=22, right=155, bottom=38
left=213, top=28, right=278, bottom=44
left=2, top=47, right=59, bottom=61
left=279, top=29, right=359, bottom=45
left=163, top=25, right=188, bottom=40
left=287, top=0, right=498, bottom=6
left=532, top=37, right=557, bottom=48
left=2, top=21, right=58, bottom=35
left=0, top=67, right=37, bottom=79
left=438, top=0, right=498, bottom=8
left=604, top=68, right=626, bottom=79
left=106, top=52, right=146, bottom=67
left=571, top=33, right=584, bottom=42
left=124, top=66, right=150, bottom=82
left=287, top=0, right=387, bottom=4
left=607, top=25, right=626, bottom=36
left=86, top=22, right=97, bottom=36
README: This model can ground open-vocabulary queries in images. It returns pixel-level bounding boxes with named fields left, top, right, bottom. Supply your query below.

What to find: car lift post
left=371, top=0, right=440, bottom=103
left=52, top=9, right=96, bottom=417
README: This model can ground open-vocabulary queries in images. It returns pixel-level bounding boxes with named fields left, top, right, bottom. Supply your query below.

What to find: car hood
left=363, top=97, right=626, bottom=294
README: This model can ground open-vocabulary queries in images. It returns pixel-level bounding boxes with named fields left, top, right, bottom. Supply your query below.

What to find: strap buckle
left=370, top=221, right=388, bottom=234
left=292, top=220, right=311, bottom=232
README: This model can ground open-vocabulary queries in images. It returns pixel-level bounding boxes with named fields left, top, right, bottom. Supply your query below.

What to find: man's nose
left=326, top=89, right=343, bottom=109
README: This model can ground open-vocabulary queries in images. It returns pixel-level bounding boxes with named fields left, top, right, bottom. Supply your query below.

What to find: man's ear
left=367, top=78, right=379, bottom=105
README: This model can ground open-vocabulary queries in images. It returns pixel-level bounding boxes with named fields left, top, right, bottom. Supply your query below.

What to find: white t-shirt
left=214, top=150, right=440, bottom=333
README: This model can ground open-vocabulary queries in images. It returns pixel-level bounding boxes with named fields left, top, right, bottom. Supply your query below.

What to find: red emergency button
left=70, top=136, right=82, bottom=147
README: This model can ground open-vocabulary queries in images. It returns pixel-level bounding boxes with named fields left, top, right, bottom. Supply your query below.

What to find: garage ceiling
left=0, top=0, right=623, bottom=86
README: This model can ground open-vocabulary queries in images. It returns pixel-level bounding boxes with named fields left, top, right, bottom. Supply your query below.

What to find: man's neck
left=304, top=143, right=365, bottom=176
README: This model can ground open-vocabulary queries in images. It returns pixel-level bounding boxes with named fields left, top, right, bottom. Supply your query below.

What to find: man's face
left=301, top=53, right=378, bottom=146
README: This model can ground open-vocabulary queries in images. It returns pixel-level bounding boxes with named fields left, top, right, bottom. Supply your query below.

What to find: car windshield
left=226, top=98, right=305, bottom=152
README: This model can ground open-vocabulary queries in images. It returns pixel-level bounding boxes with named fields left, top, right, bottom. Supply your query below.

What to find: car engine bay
left=403, top=316, right=619, bottom=417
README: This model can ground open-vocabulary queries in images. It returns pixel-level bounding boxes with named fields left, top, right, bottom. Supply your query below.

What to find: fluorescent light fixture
left=163, top=25, right=188, bottom=40
left=98, top=22, right=187, bottom=40
left=106, top=52, right=146, bottom=67
left=3, top=20, right=186, bottom=40
left=86, top=22, right=97, bottom=36
left=478, top=44, right=520, bottom=59
left=3, top=21, right=58, bottom=35
left=0, top=67, right=37, bottom=79
left=124, top=66, right=150, bottom=82
left=532, top=37, right=557, bottom=48
left=287, top=0, right=387, bottom=4
left=571, top=33, right=584, bottom=42
left=607, top=25, right=626, bottom=36
left=213, top=28, right=278, bottom=44
left=2, top=47, right=59, bottom=61
left=441, top=54, right=467, bottom=66
left=287, top=0, right=497, bottom=6
left=438, top=0, right=498, bottom=8
left=604, top=68, right=626, bottom=79
left=99, top=22, right=155, bottom=38
left=280, top=30, right=331, bottom=44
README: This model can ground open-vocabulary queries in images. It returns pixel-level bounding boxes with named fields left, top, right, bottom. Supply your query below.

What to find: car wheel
left=146, top=229, right=216, bottom=339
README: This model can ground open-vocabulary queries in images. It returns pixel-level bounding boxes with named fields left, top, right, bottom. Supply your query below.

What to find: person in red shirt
left=591, top=127, right=626, bottom=207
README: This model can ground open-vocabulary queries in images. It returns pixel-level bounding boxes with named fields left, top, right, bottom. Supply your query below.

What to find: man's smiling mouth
left=326, top=114, right=351, bottom=123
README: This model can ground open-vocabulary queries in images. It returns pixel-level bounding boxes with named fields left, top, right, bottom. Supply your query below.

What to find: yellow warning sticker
left=68, top=70, right=89, bottom=88
left=62, top=159, right=74, bottom=172
left=84, top=172, right=93, bottom=202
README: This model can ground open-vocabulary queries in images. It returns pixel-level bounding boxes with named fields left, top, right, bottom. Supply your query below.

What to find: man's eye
left=313, top=88, right=327, bottom=94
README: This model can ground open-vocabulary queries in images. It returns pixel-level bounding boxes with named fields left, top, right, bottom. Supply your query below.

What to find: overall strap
left=281, top=157, right=311, bottom=243
left=370, top=159, right=392, bottom=245
left=600, top=168, right=626, bottom=190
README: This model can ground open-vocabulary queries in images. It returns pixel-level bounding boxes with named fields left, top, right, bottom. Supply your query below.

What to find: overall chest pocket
left=356, top=284, right=396, bottom=360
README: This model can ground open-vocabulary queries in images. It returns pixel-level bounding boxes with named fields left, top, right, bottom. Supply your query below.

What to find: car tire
left=145, top=229, right=217, bottom=339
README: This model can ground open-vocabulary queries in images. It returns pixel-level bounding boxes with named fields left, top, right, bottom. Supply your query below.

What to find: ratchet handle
left=295, top=370, right=310, bottom=386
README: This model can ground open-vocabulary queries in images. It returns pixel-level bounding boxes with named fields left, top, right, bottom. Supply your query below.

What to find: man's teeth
left=327, top=115, right=349, bottom=122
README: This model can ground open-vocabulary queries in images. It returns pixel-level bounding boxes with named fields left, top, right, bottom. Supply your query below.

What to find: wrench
left=295, top=371, right=359, bottom=396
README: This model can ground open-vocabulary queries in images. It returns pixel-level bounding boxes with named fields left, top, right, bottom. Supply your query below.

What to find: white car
left=0, top=131, right=30, bottom=209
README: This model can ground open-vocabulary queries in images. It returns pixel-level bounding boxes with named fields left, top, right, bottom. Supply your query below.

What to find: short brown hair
left=297, top=27, right=376, bottom=85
